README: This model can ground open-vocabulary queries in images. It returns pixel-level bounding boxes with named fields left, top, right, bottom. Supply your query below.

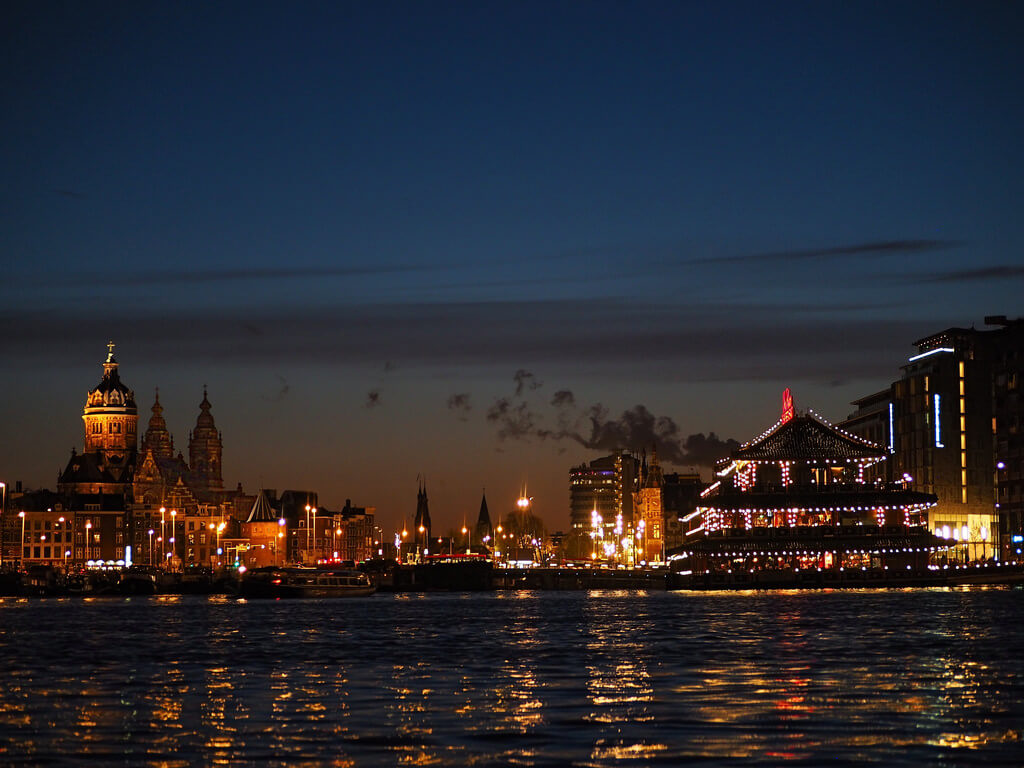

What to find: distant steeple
left=414, top=477, right=432, bottom=549
left=475, top=490, right=493, bottom=543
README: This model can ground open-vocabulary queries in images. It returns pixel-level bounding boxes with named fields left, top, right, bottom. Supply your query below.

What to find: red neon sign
left=781, top=388, right=794, bottom=423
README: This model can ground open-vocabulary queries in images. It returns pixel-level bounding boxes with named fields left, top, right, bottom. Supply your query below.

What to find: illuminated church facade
left=54, top=344, right=247, bottom=567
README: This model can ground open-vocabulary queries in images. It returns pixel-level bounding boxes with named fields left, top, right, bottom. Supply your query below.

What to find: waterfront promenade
left=3, top=560, right=1023, bottom=597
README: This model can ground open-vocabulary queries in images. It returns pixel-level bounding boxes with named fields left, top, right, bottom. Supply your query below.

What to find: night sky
left=3, top=2, right=1022, bottom=535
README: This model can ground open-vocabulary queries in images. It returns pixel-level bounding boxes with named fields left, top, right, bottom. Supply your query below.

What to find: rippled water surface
left=1, top=588, right=1023, bottom=766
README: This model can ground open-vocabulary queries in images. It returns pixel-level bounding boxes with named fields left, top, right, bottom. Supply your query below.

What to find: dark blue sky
left=3, top=2, right=1022, bottom=532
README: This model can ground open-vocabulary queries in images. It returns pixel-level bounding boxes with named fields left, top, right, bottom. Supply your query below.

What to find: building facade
left=678, top=395, right=944, bottom=580
left=842, top=318, right=1024, bottom=560
left=634, top=448, right=665, bottom=562
left=569, top=451, right=638, bottom=533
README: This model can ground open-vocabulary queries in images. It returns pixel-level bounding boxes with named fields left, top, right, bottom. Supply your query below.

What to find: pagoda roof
left=729, top=412, right=885, bottom=463
left=701, top=486, right=937, bottom=512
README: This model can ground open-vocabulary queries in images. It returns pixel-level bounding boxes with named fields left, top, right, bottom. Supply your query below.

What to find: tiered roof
left=729, top=412, right=885, bottom=463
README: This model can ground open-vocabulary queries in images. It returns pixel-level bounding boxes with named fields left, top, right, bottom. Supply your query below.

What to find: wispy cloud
left=261, top=375, right=290, bottom=402
left=480, top=372, right=739, bottom=467
left=917, top=265, right=1024, bottom=283
left=687, top=239, right=962, bottom=265
left=53, top=264, right=440, bottom=287
left=0, top=299, right=937, bottom=383
left=447, top=393, right=472, bottom=420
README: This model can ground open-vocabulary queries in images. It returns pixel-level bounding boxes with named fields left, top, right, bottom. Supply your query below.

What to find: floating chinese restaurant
left=671, top=391, right=953, bottom=588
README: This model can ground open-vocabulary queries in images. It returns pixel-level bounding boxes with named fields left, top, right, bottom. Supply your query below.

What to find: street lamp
left=208, top=523, right=216, bottom=567
left=159, top=507, right=166, bottom=567
left=85, top=521, right=93, bottom=564
left=216, top=522, right=226, bottom=568
left=148, top=529, right=154, bottom=566
left=58, top=516, right=66, bottom=570
left=637, top=519, right=646, bottom=567
left=0, top=481, right=5, bottom=569
left=462, top=525, right=469, bottom=554
left=311, top=507, right=318, bottom=562
left=305, top=505, right=312, bottom=560
left=277, top=518, right=286, bottom=565
left=170, top=510, right=177, bottom=566
left=18, top=511, right=26, bottom=570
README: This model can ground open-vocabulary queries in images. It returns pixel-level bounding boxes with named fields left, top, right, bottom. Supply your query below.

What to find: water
left=1, top=588, right=1023, bottom=766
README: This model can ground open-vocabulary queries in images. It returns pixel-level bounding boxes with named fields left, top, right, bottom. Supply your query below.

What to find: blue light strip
left=934, top=394, right=944, bottom=447
left=888, top=402, right=895, bottom=453
left=908, top=347, right=954, bottom=362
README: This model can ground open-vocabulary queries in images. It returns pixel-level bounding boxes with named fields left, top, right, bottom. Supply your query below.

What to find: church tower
left=141, top=388, right=174, bottom=461
left=475, top=491, right=493, bottom=546
left=81, top=341, right=138, bottom=475
left=636, top=445, right=665, bottom=562
left=188, top=387, right=223, bottom=495
left=414, top=479, right=432, bottom=553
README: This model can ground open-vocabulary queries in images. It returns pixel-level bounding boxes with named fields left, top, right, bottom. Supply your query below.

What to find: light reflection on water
left=0, top=589, right=1022, bottom=765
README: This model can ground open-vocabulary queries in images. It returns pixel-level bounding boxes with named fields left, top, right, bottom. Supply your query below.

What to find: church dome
left=85, top=342, right=136, bottom=410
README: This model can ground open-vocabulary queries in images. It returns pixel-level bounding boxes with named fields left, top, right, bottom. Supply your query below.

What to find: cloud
left=917, top=265, right=1024, bottom=283
left=551, top=390, right=575, bottom=408
left=0, top=299, right=936, bottom=384
left=679, top=432, right=741, bottom=466
left=481, top=377, right=739, bottom=467
left=687, top=239, right=962, bottom=265
left=567, top=405, right=738, bottom=466
left=447, top=393, right=471, bottom=420
left=261, top=375, right=290, bottom=402
left=513, top=369, right=542, bottom=396
left=56, top=264, right=437, bottom=287
left=365, top=390, right=381, bottom=408
left=486, top=397, right=537, bottom=440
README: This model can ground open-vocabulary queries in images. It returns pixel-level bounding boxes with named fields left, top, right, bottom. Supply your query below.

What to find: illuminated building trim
left=888, top=402, right=895, bottom=453
left=908, top=347, right=954, bottom=362
left=934, top=394, right=943, bottom=448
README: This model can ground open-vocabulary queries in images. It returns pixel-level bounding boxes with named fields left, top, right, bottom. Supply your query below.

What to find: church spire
left=414, top=476, right=431, bottom=551
left=142, top=387, right=174, bottom=461
left=644, top=444, right=664, bottom=488
left=189, top=386, right=223, bottom=494
left=102, top=340, right=118, bottom=376
left=475, top=490, right=493, bottom=544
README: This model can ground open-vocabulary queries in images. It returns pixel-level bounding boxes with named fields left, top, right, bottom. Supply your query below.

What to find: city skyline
left=3, top=3, right=1022, bottom=533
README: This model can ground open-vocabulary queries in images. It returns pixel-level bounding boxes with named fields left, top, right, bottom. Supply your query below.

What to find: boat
left=238, top=567, right=376, bottom=598
left=118, top=567, right=159, bottom=595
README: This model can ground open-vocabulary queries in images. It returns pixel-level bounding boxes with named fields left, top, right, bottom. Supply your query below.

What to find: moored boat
left=238, top=567, right=375, bottom=598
